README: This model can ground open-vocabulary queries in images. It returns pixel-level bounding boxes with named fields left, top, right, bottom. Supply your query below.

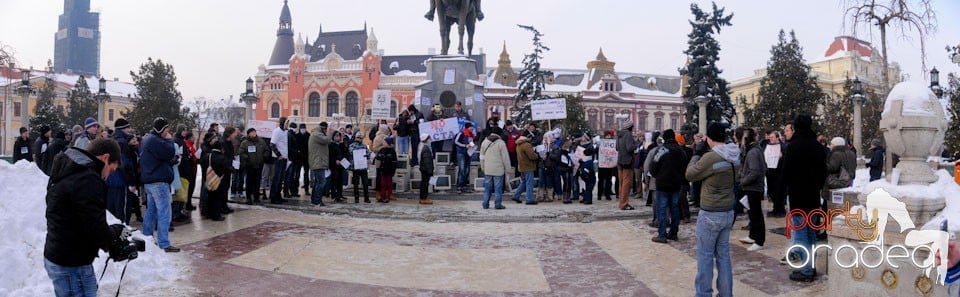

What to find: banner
left=372, top=90, right=392, bottom=119
left=530, top=98, right=567, bottom=121
left=597, top=139, right=618, bottom=168
left=247, top=120, right=276, bottom=138
left=418, top=118, right=461, bottom=141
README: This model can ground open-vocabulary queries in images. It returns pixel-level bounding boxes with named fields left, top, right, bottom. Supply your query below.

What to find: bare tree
left=0, top=42, right=16, bottom=67
left=844, top=0, right=937, bottom=92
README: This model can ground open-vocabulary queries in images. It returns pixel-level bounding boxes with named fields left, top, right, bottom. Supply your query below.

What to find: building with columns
left=729, top=36, right=901, bottom=126
left=483, top=45, right=684, bottom=133
left=253, top=0, right=484, bottom=129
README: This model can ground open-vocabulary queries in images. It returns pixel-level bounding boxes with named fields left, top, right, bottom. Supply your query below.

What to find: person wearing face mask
left=298, top=123, right=311, bottom=196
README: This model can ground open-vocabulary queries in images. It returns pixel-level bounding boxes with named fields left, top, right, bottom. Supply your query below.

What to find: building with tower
left=54, top=0, right=100, bottom=76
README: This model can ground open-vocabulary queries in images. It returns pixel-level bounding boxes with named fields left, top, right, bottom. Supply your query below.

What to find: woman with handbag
left=824, top=137, right=857, bottom=195
left=202, top=135, right=231, bottom=221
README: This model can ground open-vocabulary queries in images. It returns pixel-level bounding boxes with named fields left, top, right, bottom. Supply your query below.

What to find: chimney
left=428, top=48, right=436, bottom=55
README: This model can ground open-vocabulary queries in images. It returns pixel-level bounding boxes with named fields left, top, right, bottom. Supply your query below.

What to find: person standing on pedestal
left=454, top=122, right=475, bottom=194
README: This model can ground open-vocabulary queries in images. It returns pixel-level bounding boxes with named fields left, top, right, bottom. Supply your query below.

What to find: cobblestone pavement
left=131, top=191, right=826, bottom=297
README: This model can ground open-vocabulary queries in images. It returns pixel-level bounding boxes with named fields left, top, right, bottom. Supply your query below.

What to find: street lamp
left=16, top=69, right=34, bottom=129
left=850, top=77, right=867, bottom=155
left=930, top=68, right=943, bottom=99
left=695, top=79, right=709, bottom=135
left=241, top=77, right=259, bottom=122
left=95, top=76, right=110, bottom=126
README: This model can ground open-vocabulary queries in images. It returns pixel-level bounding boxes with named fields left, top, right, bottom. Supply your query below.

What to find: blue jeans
left=482, top=175, right=504, bottom=208
left=552, top=170, right=565, bottom=196
left=286, top=160, right=302, bottom=195
left=513, top=171, right=535, bottom=203
left=695, top=209, right=735, bottom=297
left=790, top=214, right=818, bottom=276
left=142, top=182, right=173, bottom=249
left=44, top=258, right=97, bottom=297
left=311, top=169, right=330, bottom=205
left=106, top=187, right=126, bottom=223
left=457, top=152, right=470, bottom=190
left=581, top=176, right=596, bottom=203
left=655, top=191, right=681, bottom=239
left=270, top=159, right=288, bottom=201
left=397, top=136, right=410, bottom=155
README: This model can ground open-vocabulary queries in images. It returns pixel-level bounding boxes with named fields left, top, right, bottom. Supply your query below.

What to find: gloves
left=694, top=142, right=709, bottom=157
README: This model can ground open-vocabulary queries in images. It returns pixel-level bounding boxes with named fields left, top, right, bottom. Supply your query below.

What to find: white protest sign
left=247, top=120, right=276, bottom=138
left=418, top=118, right=460, bottom=141
left=352, top=150, right=368, bottom=170
left=372, top=90, right=392, bottom=119
left=597, top=139, right=618, bottom=168
left=530, top=98, right=567, bottom=121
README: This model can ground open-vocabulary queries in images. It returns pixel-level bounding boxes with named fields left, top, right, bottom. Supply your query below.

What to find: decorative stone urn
left=878, top=82, right=949, bottom=185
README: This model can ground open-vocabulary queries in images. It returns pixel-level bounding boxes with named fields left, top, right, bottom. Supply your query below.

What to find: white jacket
left=480, top=134, right=511, bottom=177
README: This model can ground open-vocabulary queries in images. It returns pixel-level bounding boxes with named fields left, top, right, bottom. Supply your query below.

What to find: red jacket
left=505, top=128, right=520, bottom=153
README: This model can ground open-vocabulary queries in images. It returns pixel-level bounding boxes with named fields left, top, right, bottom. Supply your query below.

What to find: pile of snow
left=882, top=81, right=944, bottom=117
left=0, top=161, right=182, bottom=296
left=849, top=167, right=960, bottom=231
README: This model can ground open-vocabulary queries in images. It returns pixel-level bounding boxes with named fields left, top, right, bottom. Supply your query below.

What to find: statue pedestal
left=857, top=183, right=946, bottom=227
left=415, top=56, right=485, bottom=121
left=827, top=225, right=945, bottom=296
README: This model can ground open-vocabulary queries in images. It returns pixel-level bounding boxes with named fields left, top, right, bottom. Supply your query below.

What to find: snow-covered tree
left=560, top=93, right=591, bottom=137
left=30, top=76, right=65, bottom=134
left=743, top=30, right=825, bottom=133
left=681, top=2, right=734, bottom=134
left=64, top=76, right=98, bottom=128
left=123, top=58, right=186, bottom=133
left=510, top=25, right=553, bottom=128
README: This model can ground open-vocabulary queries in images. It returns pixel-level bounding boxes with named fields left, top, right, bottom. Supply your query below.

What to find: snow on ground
left=0, top=160, right=184, bottom=297
left=843, top=167, right=960, bottom=231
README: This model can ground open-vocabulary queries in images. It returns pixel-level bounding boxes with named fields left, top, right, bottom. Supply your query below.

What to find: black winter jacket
left=781, top=135, right=827, bottom=211
left=867, top=146, right=885, bottom=181
left=650, top=140, right=689, bottom=192
left=13, top=136, right=32, bottom=162
left=44, top=147, right=120, bottom=266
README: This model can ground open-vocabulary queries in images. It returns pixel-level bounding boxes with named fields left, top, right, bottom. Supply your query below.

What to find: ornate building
left=54, top=0, right=101, bottom=76
left=483, top=46, right=684, bottom=133
left=253, top=1, right=484, bottom=128
left=729, top=36, right=902, bottom=125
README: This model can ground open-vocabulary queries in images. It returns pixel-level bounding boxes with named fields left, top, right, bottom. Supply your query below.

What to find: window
left=604, top=109, right=615, bottom=130
left=345, top=91, right=359, bottom=117
left=293, top=109, right=299, bottom=116
left=655, top=117, right=663, bottom=131
left=670, top=118, right=677, bottom=130
left=326, top=92, right=339, bottom=116
left=637, top=111, right=647, bottom=131
left=390, top=101, right=398, bottom=117
left=271, top=102, right=280, bottom=118
left=14, top=102, right=21, bottom=117
left=588, top=110, right=598, bottom=128
left=108, top=109, right=114, bottom=121
left=308, top=92, right=321, bottom=117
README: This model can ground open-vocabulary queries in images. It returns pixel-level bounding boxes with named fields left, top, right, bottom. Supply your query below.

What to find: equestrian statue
left=424, top=0, right=483, bottom=56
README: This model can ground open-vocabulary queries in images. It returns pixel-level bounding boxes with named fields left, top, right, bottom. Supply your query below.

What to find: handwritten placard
left=597, top=139, right=618, bottom=168
left=530, top=98, right=567, bottom=121
left=418, top=118, right=461, bottom=141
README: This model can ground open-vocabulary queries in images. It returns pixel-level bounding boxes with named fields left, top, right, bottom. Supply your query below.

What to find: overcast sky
left=1, top=0, right=958, bottom=102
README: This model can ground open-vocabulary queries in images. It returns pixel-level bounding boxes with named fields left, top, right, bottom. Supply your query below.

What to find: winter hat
left=706, top=123, right=726, bottom=142
left=299, top=123, right=306, bottom=129
left=84, top=117, right=99, bottom=129
left=153, top=117, right=169, bottom=133
left=345, top=124, right=353, bottom=129
left=420, top=133, right=431, bottom=142
left=385, top=137, right=395, bottom=146
left=661, top=129, right=676, bottom=143
left=319, top=122, right=328, bottom=128
left=831, top=137, right=846, bottom=147
left=38, top=125, right=51, bottom=135
left=792, top=113, right=814, bottom=137
left=247, top=128, right=257, bottom=134
left=871, top=139, right=882, bottom=147
left=114, top=118, right=130, bottom=130
left=55, top=131, right=65, bottom=139
left=289, top=122, right=297, bottom=129
left=355, top=131, right=364, bottom=139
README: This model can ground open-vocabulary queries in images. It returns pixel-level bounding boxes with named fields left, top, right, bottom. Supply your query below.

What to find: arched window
left=637, top=111, right=648, bottom=131
left=271, top=102, right=280, bottom=118
left=603, top=109, right=615, bottom=130
left=326, top=92, right=339, bottom=117
left=588, top=109, right=599, bottom=129
left=345, top=91, right=359, bottom=117
left=390, top=100, right=398, bottom=117
left=308, top=92, right=321, bottom=117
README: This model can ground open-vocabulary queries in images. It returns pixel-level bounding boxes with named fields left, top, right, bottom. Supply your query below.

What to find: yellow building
left=730, top=36, right=901, bottom=125
left=1, top=67, right=137, bottom=155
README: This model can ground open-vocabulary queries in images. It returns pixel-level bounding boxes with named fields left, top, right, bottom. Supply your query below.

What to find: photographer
left=44, top=138, right=130, bottom=297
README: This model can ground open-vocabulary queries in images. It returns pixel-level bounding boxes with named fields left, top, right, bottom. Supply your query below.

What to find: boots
left=419, top=198, right=433, bottom=205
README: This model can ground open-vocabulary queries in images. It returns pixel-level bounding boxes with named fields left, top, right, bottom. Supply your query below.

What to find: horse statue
left=424, top=0, right=482, bottom=56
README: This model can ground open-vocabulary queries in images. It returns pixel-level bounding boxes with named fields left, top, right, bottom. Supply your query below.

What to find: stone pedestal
left=828, top=225, right=946, bottom=296
left=415, top=56, right=485, bottom=121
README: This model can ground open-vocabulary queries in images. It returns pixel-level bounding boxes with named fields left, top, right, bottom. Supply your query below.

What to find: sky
left=1, top=0, right=958, bottom=102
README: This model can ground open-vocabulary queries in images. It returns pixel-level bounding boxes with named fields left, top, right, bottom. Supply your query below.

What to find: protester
left=617, top=122, right=638, bottom=210
left=298, top=123, right=311, bottom=196
left=308, top=122, right=333, bottom=206
left=269, top=117, right=290, bottom=204
left=686, top=122, right=740, bottom=296
left=138, top=117, right=180, bottom=252
left=866, top=138, right=885, bottom=181
left=73, top=117, right=100, bottom=149
left=349, top=131, right=372, bottom=203
left=738, top=128, right=766, bottom=252
left=632, top=133, right=647, bottom=199
left=504, top=120, right=521, bottom=176
left=763, top=130, right=786, bottom=217
left=285, top=122, right=302, bottom=198
left=32, top=125, right=52, bottom=173
left=239, top=128, right=268, bottom=205
left=329, top=131, right=346, bottom=202
left=512, top=135, right=539, bottom=205
left=182, top=131, right=198, bottom=211
left=780, top=114, right=828, bottom=282
left=105, top=119, right=135, bottom=223
left=375, top=137, right=398, bottom=203
left=598, top=130, right=617, bottom=201
left=13, top=127, right=32, bottom=163
left=578, top=147, right=598, bottom=205
left=454, top=122, right=475, bottom=194
left=47, top=131, right=70, bottom=169
left=396, top=109, right=412, bottom=155
left=202, top=133, right=230, bottom=221
left=418, top=134, right=434, bottom=205
left=43, top=138, right=128, bottom=297
left=479, top=133, right=511, bottom=209
left=649, top=129, right=688, bottom=243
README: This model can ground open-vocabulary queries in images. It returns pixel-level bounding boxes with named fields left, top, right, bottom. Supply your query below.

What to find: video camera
left=109, top=227, right=146, bottom=262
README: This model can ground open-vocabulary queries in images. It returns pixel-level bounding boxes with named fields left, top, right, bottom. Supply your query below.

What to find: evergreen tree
left=944, top=73, right=960, bottom=159
left=560, top=93, right=591, bottom=136
left=123, top=58, right=185, bottom=134
left=65, top=76, right=98, bottom=128
left=821, top=78, right=883, bottom=155
left=681, top=2, right=734, bottom=135
left=742, top=30, right=826, bottom=133
left=511, top=25, right=553, bottom=128
left=29, top=76, right=64, bottom=133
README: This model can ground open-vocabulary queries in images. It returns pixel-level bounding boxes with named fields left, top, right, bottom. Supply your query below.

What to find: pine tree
left=65, top=76, right=98, bottom=128
left=510, top=25, right=553, bottom=128
left=123, top=58, right=185, bottom=133
left=742, top=30, right=826, bottom=133
left=944, top=73, right=960, bottom=159
left=821, top=78, right=883, bottom=155
left=29, top=76, right=64, bottom=133
left=561, top=93, right=591, bottom=136
left=681, top=2, right=734, bottom=135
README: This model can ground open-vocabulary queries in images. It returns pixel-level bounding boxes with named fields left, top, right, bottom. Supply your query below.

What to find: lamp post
left=95, top=77, right=110, bottom=126
left=240, top=77, right=259, bottom=122
left=850, top=77, right=867, bottom=155
left=695, top=79, right=709, bottom=135
left=930, top=68, right=943, bottom=99
left=16, top=69, right=34, bottom=129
